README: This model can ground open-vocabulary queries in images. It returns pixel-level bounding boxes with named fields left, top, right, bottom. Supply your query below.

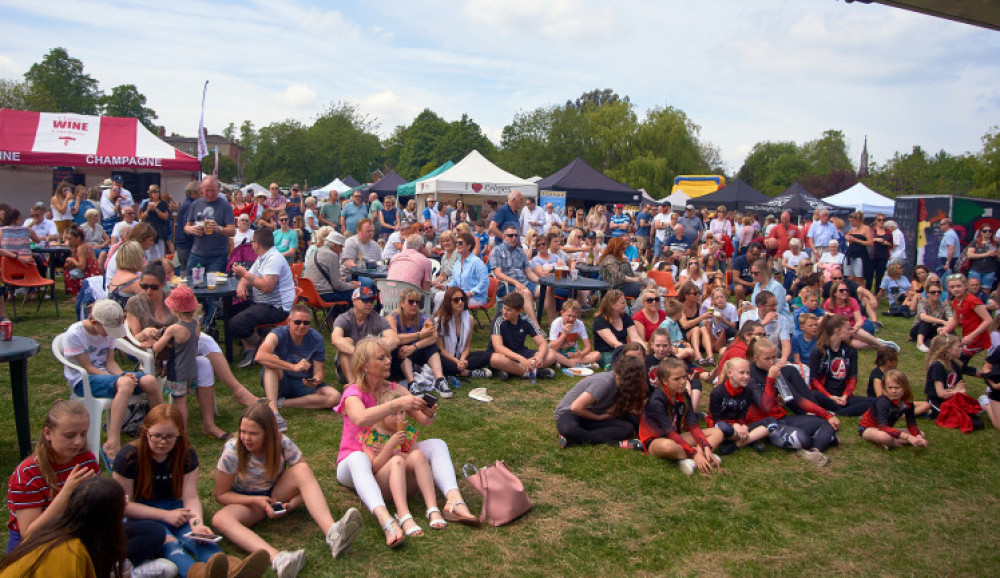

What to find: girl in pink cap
left=151, top=284, right=201, bottom=434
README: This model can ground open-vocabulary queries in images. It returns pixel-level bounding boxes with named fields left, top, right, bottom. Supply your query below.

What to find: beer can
left=0, top=319, right=12, bottom=341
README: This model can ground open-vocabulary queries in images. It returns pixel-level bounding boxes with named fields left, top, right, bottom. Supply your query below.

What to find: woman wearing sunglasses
left=822, top=280, right=897, bottom=351
left=433, top=286, right=492, bottom=378
left=909, top=280, right=952, bottom=353
left=386, top=288, right=452, bottom=397
left=965, top=224, right=998, bottom=291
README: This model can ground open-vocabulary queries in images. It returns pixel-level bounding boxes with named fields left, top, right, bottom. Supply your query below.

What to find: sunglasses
left=928, top=290, right=942, bottom=295
left=452, top=295, right=468, bottom=303
left=291, top=319, right=310, bottom=326
left=644, top=297, right=658, bottom=303
left=140, top=283, right=161, bottom=290
left=875, top=218, right=885, bottom=221
left=836, top=288, right=848, bottom=293
left=455, top=240, right=466, bottom=246
left=831, top=276, right=843, bottom=280
left=505, top=233, right=517, bottom=238
left=279, top=218, right=288, bottom=222
left=359, top=298, right=376, bottom=304
left=982, top=229, right=993, bottom=234
left=406, top=299, right=420, bottom=306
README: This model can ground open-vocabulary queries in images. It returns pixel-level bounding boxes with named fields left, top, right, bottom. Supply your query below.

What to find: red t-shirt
left=7, top=451, right=99, bottom=533
left=952, top=293, right=990, bottom=352
left=632, top=309, right=665, bottom=341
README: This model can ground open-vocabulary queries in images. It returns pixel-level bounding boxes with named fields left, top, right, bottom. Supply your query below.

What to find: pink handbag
left=462, top=461, right=532, bottom=527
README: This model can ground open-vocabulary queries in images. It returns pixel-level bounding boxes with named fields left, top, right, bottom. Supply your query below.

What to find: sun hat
left=326, top=231, right=346, bottom=246
left=468, top=388, right=493, bottom=403
left=91, top=299, right=127, bottom=339
left=164, top=283, right=198, bottom=313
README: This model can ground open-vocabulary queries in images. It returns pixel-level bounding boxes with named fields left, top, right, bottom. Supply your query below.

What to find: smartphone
left=421, top=392, right=438, bottom=408
left=183, top=531, right=223, bottom=544
left=271, top=502, right=286, bottom=515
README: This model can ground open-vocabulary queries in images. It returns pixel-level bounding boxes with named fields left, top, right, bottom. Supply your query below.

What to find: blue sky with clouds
left=2, top=0, right=998, bottom=173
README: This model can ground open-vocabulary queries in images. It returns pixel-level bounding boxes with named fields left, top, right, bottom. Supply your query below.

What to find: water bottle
left=529, top=368, right=536, bottom=385
left=775, top=375, right=795, bottom=404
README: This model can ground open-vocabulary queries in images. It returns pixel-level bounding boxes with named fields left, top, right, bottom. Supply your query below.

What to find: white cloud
left=274, top=85, right=317, bottom=108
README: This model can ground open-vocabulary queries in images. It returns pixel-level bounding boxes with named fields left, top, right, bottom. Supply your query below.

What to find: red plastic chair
left=297, top=277, right=347, bottom=330
left=646, top=269, right=677, bottom=297
left=469, top=277, right=498, bottom=327
left=291, top=262, right=304, bottom=282
left=1, top=256, right=59, bottom=321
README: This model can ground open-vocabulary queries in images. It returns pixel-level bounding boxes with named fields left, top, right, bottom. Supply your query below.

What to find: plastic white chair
left=52, top=333, right=155, bottom=459
left=430, top=260, right=441, bottom=279
left=376, top=278, right=432, bottom=316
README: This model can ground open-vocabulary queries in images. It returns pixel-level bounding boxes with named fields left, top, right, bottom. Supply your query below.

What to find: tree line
left=2, top=48, right=997, bottom=199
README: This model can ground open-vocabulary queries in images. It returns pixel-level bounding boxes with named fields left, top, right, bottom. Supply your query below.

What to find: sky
left=1, top=0, right=998, bottom=174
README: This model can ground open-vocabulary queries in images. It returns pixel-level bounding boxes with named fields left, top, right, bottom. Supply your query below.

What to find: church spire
left=858, top=135, right=870, bottom=178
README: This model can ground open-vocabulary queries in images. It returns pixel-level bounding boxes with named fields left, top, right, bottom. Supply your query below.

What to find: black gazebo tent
left=536, top=157, right=641, bottom=204
left=686, top=178, right=769, bottom=211
left=367, top=170, right=407, bottom=199
left=743, top=183, right=851, bottom=219
left=341, top=175, right=361, bottom=188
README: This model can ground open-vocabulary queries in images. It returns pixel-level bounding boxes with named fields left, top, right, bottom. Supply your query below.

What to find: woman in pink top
left=334, top=338, right=479, bottom=548
left=823, top=281, right=892, bottom=351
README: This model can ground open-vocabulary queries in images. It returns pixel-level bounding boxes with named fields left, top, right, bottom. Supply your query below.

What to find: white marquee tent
left=661, top=189, right=692, bottom=210
left=314, top=178, right=352, bottom=200
left=413, top=150, right=537, bottom=209
left=825, top=183, right=896, bottom=217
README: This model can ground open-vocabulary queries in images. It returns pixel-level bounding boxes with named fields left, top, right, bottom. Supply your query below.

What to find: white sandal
left=381, top=517, right=405, bottom=549
left=396, top=513, right=424, bottom=536
left=426, top=507, right=447, bottom=530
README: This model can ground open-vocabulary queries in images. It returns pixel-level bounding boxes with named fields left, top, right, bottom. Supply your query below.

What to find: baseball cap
left=615, top=203, right=624, bottom=209
left=326, top=231, right=346, bottom=246
left=91, top=299, right=127, bottom=339
left=112, top=174, right=124, bottom=183
left=291, top=184, right=300, bottom=191
left=101, top=178, right=114, bottom=188
left=686, top=204, right=695, bottom=211
left=352, top=286, right=376, bottom=301
left=32, top=201, right=46, bottom=209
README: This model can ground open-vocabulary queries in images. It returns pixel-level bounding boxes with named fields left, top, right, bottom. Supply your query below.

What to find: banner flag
left=196, top=81, right=209, bottom=160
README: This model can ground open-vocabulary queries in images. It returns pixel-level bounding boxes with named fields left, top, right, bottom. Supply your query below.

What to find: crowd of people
left=3, top=179, right=999, bottom=577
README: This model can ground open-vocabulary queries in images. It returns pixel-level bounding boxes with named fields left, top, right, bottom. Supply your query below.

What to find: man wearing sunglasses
left=256, top=304, right=339, bottom=432
left=331, top=286, right=398, bottom=383
left=489, top=225, right=540, bottom=323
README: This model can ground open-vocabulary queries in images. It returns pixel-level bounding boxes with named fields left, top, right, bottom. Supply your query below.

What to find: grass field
left=1, top=290, right=998, bottom=577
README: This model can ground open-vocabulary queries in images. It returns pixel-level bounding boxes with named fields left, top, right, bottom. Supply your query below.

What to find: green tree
left=435, top=114, right=495, bottom=168
left=23, top=47, right=102, bottom=114
left=243, top=119, right=311, bottom=184
left=201, top=154, right=238, bottom=182
left=737, top=141, right=802, bottom=194
left=100, top=84, right=158, bottom=132
left=392, top=109, right=450, bottom=179
left=308, top=101, right=381, bottom=187
left=0, top=78, right=56, bottom=111
left=497, top=106, right=558, bottom=178
left=802, top=129, right=853, bottom=176
left=974, top=125, right=1000, bottom=197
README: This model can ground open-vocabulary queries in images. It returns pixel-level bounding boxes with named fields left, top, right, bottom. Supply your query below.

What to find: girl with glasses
left=433, top=286, right=492, bottom=378
left=113, top=404, right=270, bottom=577
left=965, top=224, right=998, bottom=291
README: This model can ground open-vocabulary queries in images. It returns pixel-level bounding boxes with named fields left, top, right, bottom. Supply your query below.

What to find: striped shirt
left=7, top=451, right=99, bottom=532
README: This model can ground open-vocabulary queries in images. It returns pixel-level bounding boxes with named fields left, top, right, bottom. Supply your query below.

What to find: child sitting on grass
left=791, top=312, right=819, bottom=364
left=361, top=388, right=443, bottom=538
left=658, top=299, right=697, bottom=363
left=924, top=334, right=984, bottom=430
left=150, top=284, right=200, bottom=432
left=549, top=299, right=600, bottom=369
left=638, top=358, right=723, bottom=475
left=867, top=347, right=897, bottom=398
left=858, top=369, right=928, bottom=450
left=708, top=359, right=771, bottom=455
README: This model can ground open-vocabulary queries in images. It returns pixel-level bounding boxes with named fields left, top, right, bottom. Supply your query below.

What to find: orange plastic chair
left=297, top=277, right=347, bottom=330
left=1, top=256, right=59, bottom=321
left=469, top=277, right=498, bottom=327
left=646, top=269, right=677, bottom=297
left=291, top=262, right=304, bottom=282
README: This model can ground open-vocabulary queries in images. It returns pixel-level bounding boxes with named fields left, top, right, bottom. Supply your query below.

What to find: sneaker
left=916, top=343, right=930, bottom=353
left=274, top=412, right=288, bottom=433
left=236, top=348, right=257, bottom=369
left=718, top=440, right=737, bottom=456
left=469, top=368, right=492, bottom=379
left=276, top=397, right=285, bottom=410
left=536, top=368, right=556, bottom=379
left=272, top=550, right=306, bottom=578
left=558, top=435, right=569, bottom=449
left=751, top=441, right=766, bottom=453
left=679, top=458, right=697, bottom=476
left=796, top=448, right=829, bottom=467
left=979, top=395, right=990, bottom=411
left=434, top=377, right=454, bottom=399
left=494, top=370, right=510, bottom=381
left=711, top=453, right=722, bottom=466
left=619, top=438, right=643, bottom=451
left=326, top=507, right=363, bottom=559
left=877, top=339, right=900, bottom=352
left=132, top=558, right=178, bottom=578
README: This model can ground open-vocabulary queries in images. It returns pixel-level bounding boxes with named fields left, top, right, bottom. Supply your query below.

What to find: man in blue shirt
left=184, top=176, right=236, bottom=274
left=256, top=304, right=339, bottom=430
left=489, top=225, right=540, bottom=323
left=635, top=204, right=651, bottom=258
left=677, top=204, right=704, bottom=247
left=665, top=224, right=691, bottom=255
left=729, top=243, right=762, bottom=301
left=936, top=218, right=959, bottom=278
left=806, top=209, right=838, bottom=260
left=488, top=190, right=525, bottom=244
left=340, top=190, right=368, bottom=235
left=609, top=204, right=630, bottom=237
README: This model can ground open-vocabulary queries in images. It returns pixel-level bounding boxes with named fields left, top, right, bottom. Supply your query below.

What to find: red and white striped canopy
left=0, top=109, right=200, bottom=172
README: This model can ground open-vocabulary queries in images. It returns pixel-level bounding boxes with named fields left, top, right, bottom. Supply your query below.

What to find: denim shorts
left=72, top=371, right=146, bottom=398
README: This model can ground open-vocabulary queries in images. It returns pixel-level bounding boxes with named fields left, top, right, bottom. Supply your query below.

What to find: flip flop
left=442, top=501, right=480, bottom=527
left=468, top=388, right=493, bottom=403
left=207, top=431, right=231, bottom=442
left=381, top=518, right=405, bottom=549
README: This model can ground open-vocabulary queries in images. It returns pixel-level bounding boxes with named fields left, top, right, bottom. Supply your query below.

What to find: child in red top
left=639, top=358, right=723, bottom=476
left=944, top=274, right=991, bottom=364
left=859, top=369, right=928, bottom=450
left=6, top=401, right=98, bottom=552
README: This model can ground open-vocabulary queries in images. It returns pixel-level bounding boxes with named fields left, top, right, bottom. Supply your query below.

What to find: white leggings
left=336, top=438, right=460, bottom=513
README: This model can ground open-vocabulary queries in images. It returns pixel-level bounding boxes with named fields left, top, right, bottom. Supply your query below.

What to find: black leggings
left=125, top=520, right=167, bottom=566
left=753, top=415, right=837, bottom=452
left=390, top=344, right=441, bottom=380
left=556, top=413, right=638, bottom=447
left=440, top=350, right=491, bottom=376
left=778, top=366, right=872, bottom=417
left=910, top=320, right=945, bottom=343
left=871, top=258, right=888, bottom=293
